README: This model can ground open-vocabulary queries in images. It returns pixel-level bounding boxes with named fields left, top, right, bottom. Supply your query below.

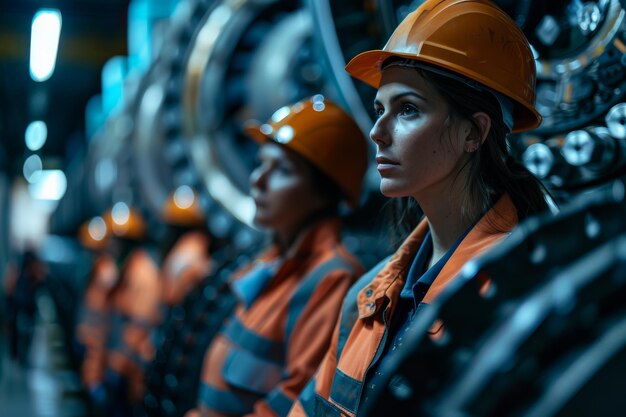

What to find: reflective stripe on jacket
left=196, top=218, right=364, bottom=417
left=289, top=195, right=518, bottom=417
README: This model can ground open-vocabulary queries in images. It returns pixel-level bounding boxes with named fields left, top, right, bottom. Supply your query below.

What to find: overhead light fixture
left=30, top=9, right=62, bottom=82
left=23, top=154, right=43, bottom=183
left=95, top=157, right=118, bottom=191
left=28, top=169, right=67, bottom=200
left=25, top=120, right=48, bottom=151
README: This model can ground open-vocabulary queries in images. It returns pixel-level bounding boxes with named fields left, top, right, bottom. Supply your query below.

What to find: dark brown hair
left=384, top=58, right=551, bottom=243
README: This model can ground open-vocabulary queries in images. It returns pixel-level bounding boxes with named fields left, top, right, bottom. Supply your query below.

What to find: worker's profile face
left=370, top=66, right=472, bottom=201
left=249, top=142, right=326, bottom=234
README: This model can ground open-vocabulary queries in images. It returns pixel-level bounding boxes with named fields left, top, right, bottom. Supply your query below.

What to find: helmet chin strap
left=383, top=59, right=514, bottom=133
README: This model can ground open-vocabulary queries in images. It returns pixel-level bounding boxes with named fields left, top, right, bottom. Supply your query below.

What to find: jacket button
left=365, top=287, right=373, bottom=297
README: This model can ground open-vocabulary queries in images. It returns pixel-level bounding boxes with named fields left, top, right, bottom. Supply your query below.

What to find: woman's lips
left=253, top=196, right=266, bottom=207
left=251, top=191, right=266, bottom=208
left=376, top=156, right=399, bottom=173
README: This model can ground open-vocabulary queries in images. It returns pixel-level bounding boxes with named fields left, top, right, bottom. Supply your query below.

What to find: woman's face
left=250, top=142, right=327, bottom=238
left=371, top=66, right=472, bottom=201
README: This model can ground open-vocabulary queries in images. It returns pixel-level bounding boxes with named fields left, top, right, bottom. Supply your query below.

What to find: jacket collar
left=283, top=216, right=342, bottom=260
left=357, top=194, right=518, bottom=319
left=232, top=217, right=342, bottom=283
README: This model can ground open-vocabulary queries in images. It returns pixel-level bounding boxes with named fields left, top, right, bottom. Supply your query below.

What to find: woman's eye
left=276, top=164, right=293, bottom=175
left=400, top=103, right=418, bottom=116
left=373, top=107, right=384, bottom=119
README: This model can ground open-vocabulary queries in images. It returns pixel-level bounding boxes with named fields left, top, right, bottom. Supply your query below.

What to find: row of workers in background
left=74, top=185, right=212, bottom=416
left=70, top=93, right=369, bottom=417
left=7, top=1, right=566, bottom=417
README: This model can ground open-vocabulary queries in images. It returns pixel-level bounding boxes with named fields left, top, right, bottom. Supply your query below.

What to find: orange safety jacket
left=106, top=247, right=161, bottom=402
left=161, top=231, right=212, bottom=307
left=192, top=218, right=364, bottom=417
left=289, top=195, right=518, bottom=417
left=77, top=253, right=119, bottom=389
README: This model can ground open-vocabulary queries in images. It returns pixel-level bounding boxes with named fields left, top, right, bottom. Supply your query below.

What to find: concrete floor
left=0, top=294, right=87, bottom=417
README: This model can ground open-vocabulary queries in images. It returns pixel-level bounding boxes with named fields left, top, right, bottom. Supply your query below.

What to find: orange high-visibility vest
left=191, top=218, right=364, bottom=417
left=107, top=247, right=161, bottom=402
left=290, top=195, right=518, bottom=417
left=160, top=231, right=212, bottom=307
left=77, top=253, right=118, bottom=389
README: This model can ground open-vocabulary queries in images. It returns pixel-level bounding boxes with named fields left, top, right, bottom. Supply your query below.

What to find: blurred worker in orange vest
left=103, top=203, right=161, bottom=417
left=158, top=186, right=213, bottom=314
left=185, top=95, right=369, bottom=417
left=75, top=215, right=119, bottom=412
left=143, top=186, right=215, bottom=417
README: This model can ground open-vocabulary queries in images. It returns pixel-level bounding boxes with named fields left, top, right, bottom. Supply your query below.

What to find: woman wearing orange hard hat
left=185, top=95, right=368, bottom=417
left=157, top=186, right=213, bottom=310
left=289, top=1, right=551, bottom=416
left=142, top=187, right=214, bottom=415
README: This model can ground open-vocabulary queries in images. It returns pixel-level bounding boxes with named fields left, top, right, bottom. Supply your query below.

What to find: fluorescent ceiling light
left=95, top=157, right=118, bottom=191
left=23, top=154, right=43, bottom=183
left=28, top=169, right=67, bottom=200
left=25, top=120, right=48, bottom=151
left=30, top=9, right=62, bottom=82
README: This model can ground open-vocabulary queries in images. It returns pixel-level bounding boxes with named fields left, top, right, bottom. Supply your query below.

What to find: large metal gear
left=180, top=0, right=330, bottom=233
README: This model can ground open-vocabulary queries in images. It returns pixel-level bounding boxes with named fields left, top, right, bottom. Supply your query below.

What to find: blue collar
left=230, top=259, right=282, bottom=308
left=400, top=224, right=474, bottom=302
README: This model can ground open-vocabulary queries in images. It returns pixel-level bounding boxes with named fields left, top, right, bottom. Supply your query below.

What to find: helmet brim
left=243, top=119, right=362, bottom=209
left=345, top=49, right=396, bottom=89
left=243, top=120, right=271, bottom=145
left=345, top=49, right=542, bottom=133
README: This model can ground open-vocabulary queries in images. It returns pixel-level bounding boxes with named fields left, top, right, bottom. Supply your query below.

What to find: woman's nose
left=370, top=115, right=390, bottom=147
left=249, top=165, right=267, bottom=190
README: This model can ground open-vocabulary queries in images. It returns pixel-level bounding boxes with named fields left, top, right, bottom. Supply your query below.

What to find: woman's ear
left=472, top=112, right=491, bottom=143
left=465, top=112, right=491, bottom=152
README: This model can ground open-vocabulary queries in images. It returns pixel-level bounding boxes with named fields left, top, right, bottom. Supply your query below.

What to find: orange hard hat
left=244, top=95, right=368, bottom=207
left=78, top=216, right=109, bottom=250
left=345, top=0, right=541, bottom=133
left=104, top=202, right=147, bottom=241
left=162, top=185, right=205, bottom=227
